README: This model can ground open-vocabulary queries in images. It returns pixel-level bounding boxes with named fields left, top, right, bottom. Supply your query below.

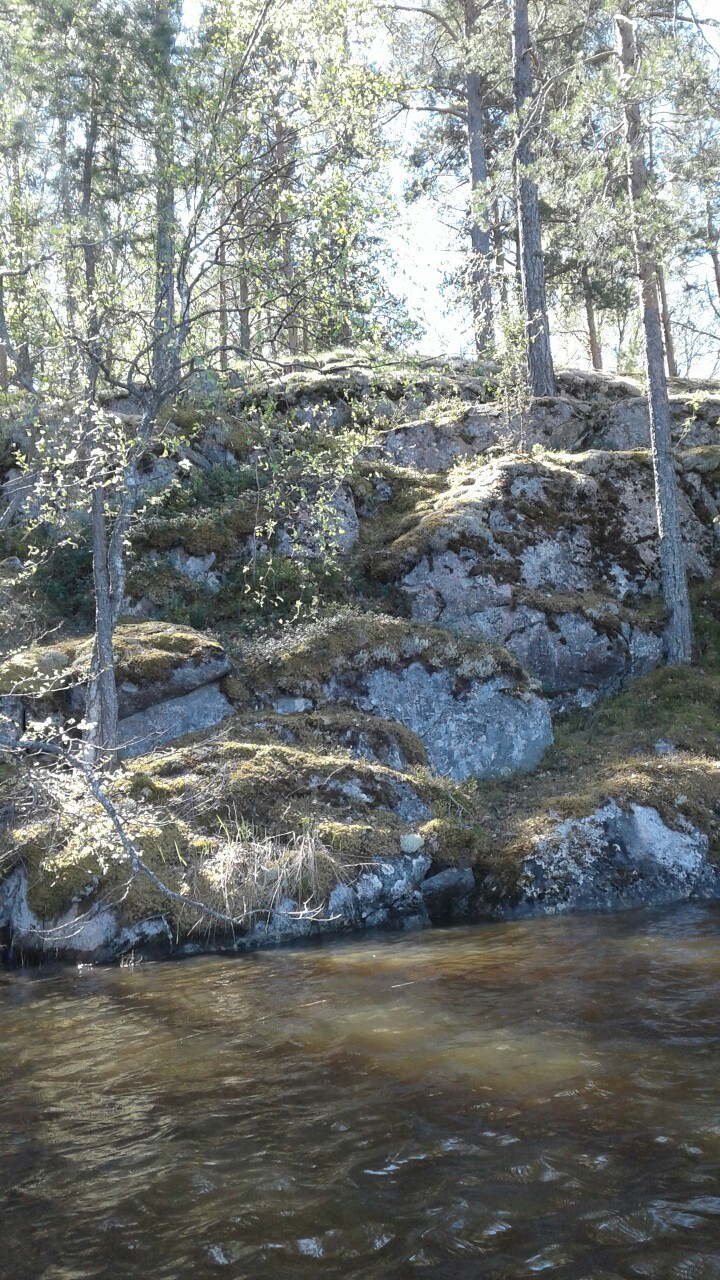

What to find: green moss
left=418, top=817, right=479, bottom=867
left=360, top=450, right=662, bottom=586
left=317, top=816, right=403, bottom=863
left=681, top=445, right=720, bottom=477
left=124, top=734, right=407, bottom=829
left=226, top=706, right=427, bottom=769
left=457, top=656, right=720, bottom=880
left=133, top=496, right=259, bottom=556
left=15, top=805, right=215, bottom=927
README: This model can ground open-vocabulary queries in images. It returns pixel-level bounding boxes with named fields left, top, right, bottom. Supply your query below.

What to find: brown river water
left=2, top=905, right=720, bottom=1279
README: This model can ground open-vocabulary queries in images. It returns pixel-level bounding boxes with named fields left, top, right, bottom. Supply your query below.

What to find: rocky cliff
left=1, top=353, right=719, bottom=961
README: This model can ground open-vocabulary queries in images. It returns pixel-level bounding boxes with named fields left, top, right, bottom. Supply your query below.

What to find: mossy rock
left=229, top=706, right=428, bottom=770
left=120, top=725, right=436, bottom=833
left=223, top=607, right=529, bottom=708
left=0, top=621, right=227, bottom=700
left=13, top=807, right=209, bottom=925
left=359, top=448, right=714, bottom=591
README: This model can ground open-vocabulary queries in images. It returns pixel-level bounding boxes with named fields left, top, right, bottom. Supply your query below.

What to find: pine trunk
left=655, top=263, right=678, bottom=379
left=581, top=265, right=602, bottom=371
left=710, top=246, right=720, bottom=305
left=218, top=228, right=228, bottom=374
left=512, top=0, right=554, bottom=397
left=152, top=0, right=177, bottom=392
left=465, top=0, right=494, bottom=355
left=236, top=187, right=252, bottom=353
left=276, top=125, right=298, bottom=355
left=707, top=203, right=720, bottom=303
left=615, top=15, right=692, bottom=665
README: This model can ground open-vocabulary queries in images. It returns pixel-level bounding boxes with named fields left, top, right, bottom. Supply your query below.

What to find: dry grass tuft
left=186, top=815, right=346, bottom=925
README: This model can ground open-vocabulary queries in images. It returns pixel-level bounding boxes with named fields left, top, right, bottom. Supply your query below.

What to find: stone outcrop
left=1, top=355, right=719, bottom=964
left=117, top=684, right=233, bottom=759
left=0, top=621, right=234, bottom=754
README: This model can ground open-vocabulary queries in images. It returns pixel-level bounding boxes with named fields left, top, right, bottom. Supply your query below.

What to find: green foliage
left=153, top=463, right=260, bottom=516
left=32, top=534, right=94, bottom=622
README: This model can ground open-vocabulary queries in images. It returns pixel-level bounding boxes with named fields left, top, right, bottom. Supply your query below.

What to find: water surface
left=2, top=905, right=720, bottom=1278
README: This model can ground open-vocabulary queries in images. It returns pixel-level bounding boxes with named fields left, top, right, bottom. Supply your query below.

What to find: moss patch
left=358, top=448, right=707, bottom=592
left=226, top=706, right=427, bottom=769
left=454, top=656, right=720, bottom=893
left=15, top=807, right=210, bottom=926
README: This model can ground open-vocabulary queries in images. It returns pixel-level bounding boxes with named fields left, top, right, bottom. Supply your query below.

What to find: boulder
left=166, top=546, right=222, bottom=593
left=365, top=398, right=592, bottom=473
left=236, top=706, right=428, bottom=773
left=342, top=662, right=551, bottom=780
left=0, top=695, right=25, bottom=744
left=421, top=866, right=476, bottom=922
left=592, top=394, right=720, bottom=452
left=0, top=622, right=233, bottom=756
left=274, top=483, right=359, bottom=559
left=0, top=864, right=173, bottom=961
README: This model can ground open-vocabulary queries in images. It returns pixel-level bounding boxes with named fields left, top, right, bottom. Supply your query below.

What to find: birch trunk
left=512, top=0, right=554, bottom=397
left=615, top=14, right=692, bottom=665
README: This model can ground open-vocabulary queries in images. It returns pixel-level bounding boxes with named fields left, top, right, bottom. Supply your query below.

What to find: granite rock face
left=403, top=551, right=663, bottom=704
left=490, top=802, right=719, bottom=916
left=0, top=865, right=173, bottom=962
left=0, top=622, right=233, bottom=757
left=370, top=451, right=715, bottom=701
left=117, top=683, right=234, bottom=758
left=592, top=394, right=720, bottom=452
left=234, top=612, right=554, bottom=782
left=349, top=663, right=552, bottom=781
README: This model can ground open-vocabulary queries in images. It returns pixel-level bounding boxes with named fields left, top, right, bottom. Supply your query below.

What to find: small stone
left=0, top=556, right=23, bottom=576
left=675, top=795, right=689, bottom=807
left=399, top=833, right=424, bottom=854
left=273, top=696, right=313, bottom=714
left=655, top=739, right=677, bottom=756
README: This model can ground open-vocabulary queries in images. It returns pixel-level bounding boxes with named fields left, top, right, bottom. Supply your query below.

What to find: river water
left=2, top=905, right=720, bottom=1279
